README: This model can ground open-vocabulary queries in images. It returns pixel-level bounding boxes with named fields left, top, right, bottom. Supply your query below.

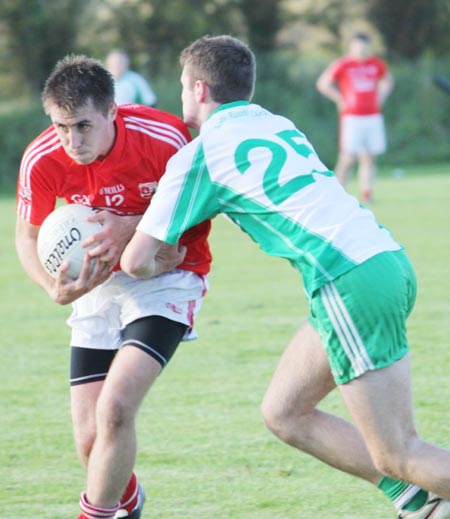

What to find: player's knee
left=338, top=152, right=356, bottom=167
left=261, top=396, right=301, bottom=445
left=370, top=443, right=415, bottom=482
left=262, top=403, right=287, bottom=441
left=71, top=410, right=97, bottom=466
left=262, top=392, right=283, bottom=431
left=372, top=452, right=405, bottom=481
left=96, top=394, right=135, bottom=433
left=74, top=431, right=96, bottom=467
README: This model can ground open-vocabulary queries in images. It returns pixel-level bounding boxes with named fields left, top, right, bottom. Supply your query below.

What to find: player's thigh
left=98, top=348, right=161, bottom=419
left=71, top=379, right=105, bottom=428
left=335, top=151, right=356, bottom=172
left=263, top=320, right=335, bottom=417
left=98, top=316, right=188, bottom=416
left=358, top=149, right=375, bottom=167
left=339, top=353, right=417, bottom=456
left=70, top=347, right=116, bottom=456
left=71, top=380, right=104, bottom=462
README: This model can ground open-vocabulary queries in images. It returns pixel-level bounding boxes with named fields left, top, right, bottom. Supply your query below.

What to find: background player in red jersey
left=15, top=55, right=212, bottom=519
left=316, top=32, right=393, bottom=203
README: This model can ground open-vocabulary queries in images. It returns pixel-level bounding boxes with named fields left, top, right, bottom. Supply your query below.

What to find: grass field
left=1, top=165, right=449, bottom=518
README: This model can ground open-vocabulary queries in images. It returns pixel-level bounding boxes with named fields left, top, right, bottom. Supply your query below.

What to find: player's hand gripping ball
left=37, top=204, right=103, bottom=280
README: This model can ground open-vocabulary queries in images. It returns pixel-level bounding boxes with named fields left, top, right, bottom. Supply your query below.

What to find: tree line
left=0, top=0, right=449, bottom=98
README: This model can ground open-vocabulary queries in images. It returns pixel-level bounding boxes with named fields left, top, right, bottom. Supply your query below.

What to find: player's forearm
left=15, top=235, right=55, bottom=295
left=316, top=76, right=342, bottom=106
left=378, top=75, right=394, bottom=106
left=319, top=86, right=340, bottom=103
left=121, top=230, right=164, bottom=279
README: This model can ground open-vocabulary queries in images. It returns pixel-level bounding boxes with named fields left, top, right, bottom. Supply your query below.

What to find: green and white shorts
left=309, top=249, right=417, bottom=384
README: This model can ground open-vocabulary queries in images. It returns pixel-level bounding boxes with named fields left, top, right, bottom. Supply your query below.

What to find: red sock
left=78, top=491, right=120, bottom=519
left=118, top=472, right=139, bottom=513
left=362, top=190, right=373, bottom=203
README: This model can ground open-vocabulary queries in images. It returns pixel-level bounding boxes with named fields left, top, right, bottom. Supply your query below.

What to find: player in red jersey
left=15, top=55, right=212, bottom=519
left=317, top=32, right=393, bottom=202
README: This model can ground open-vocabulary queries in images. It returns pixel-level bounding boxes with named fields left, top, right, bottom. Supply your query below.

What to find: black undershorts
left=70, top=315, right=188, bottom=386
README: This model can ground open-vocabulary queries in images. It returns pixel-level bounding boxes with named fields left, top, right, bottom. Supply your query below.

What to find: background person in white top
left=120, top=35, right=450, bottom=518
left=106, top=49, right=157, bottom=107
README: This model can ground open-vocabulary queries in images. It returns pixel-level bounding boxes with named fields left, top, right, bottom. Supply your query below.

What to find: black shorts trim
left=121, top=339, right=168, bottom=366
left=70, top=371, right=110, bottom=386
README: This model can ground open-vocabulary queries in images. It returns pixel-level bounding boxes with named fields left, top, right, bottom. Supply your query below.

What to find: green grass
left=1, top=165, right=449, bottom=518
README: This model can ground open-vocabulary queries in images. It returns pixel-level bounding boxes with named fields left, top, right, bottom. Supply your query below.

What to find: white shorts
left=340, top=114, right=386, bottom=155
left=67, top=269, right=208, bottom=350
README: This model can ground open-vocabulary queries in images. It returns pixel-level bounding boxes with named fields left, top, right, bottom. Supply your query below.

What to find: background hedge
left=1, top=55, right=449, bottom=192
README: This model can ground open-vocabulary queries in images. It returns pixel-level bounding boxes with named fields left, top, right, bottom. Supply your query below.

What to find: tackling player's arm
left=120, top=230, right=186, bottom=279
left=85, top=211, right=185, bottom=277
left=15, top=216, right=112, bottom=305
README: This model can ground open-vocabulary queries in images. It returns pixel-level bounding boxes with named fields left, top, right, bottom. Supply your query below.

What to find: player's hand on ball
left=50, top=253, right=113, bottom=305
left=83, top=210, right=141, bottom=266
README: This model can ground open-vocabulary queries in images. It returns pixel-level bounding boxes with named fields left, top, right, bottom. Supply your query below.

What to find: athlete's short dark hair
left=180, top=35, right=256, bottom=103
left=352, top=32, right=371, bottom=44
left=42, top=54, right=115, bottom=116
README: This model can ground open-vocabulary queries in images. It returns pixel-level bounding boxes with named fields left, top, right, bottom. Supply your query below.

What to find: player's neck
left=97, top=122, right=117, bottom=161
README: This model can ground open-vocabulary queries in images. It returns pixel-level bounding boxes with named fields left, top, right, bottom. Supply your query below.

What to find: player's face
left=350, top=39, right=371, bottom=60
left=106, top=52, right=128, bottom=80
left=180, top=66, right=201, bottom=131
left=49, top=99, right=117, bottom=165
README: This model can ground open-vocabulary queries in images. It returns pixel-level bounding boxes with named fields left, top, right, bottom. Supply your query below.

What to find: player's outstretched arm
left=121, top=230, right=186, bottom=279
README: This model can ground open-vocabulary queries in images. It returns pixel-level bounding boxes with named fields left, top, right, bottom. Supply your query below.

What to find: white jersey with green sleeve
left=138, top=101, right=401, bottom=297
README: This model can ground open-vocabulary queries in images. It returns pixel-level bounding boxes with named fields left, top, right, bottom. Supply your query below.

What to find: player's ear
left=194, top=80, right=209, bottom=103
left=109, top=102, right=118, bottom=120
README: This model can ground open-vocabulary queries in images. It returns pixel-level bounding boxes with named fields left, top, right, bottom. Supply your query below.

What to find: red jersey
left=327, top=55, right=388, bottom=116
left=17, top=104, right=212, bottom=275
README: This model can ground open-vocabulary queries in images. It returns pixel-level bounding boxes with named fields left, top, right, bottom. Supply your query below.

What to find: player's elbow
left=120, top=262, right=142, bottom=279
left=120, top=230, right=161, bottom=279
left=316, top=75, right=328, bottom=94
left=121, top=260, right=153, bottom=279
left=315, top=77, right=323, bottom=92
left=120, top=251, right=153, bottom=279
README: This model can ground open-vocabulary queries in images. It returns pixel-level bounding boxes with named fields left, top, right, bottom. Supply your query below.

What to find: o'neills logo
left=43, top=227, right=81, bottom=275
left=99, top=184, right=125, bottom=195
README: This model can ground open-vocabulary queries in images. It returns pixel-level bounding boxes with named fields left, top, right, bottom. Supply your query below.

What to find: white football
left=37, top=204, right=103, bottom=280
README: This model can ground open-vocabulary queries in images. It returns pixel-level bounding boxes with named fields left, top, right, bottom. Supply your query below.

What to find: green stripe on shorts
left=309, top=249, right=417, bottom=384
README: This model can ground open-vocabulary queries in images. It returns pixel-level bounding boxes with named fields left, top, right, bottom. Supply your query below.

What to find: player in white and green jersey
left=136, top=99, right=401, bottom=298
left=121, top=36, right=450, bottom=518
